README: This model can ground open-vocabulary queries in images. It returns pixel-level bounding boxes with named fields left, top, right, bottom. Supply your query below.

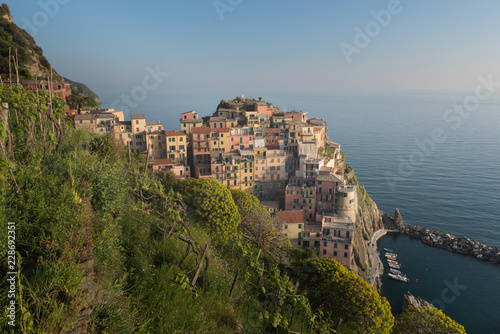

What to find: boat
left=388, top=273, right=409, bottom=282
left=388, top=263, right=401, bottom=270
left=387, top=260, right=400, bottom=266
left=384, top=248, right=394, bottom=252
left=390, top=268, right=404, bottom=276
left=385, top=254, right=397, bottom=261
left=385, top=252, right=397, bottom=258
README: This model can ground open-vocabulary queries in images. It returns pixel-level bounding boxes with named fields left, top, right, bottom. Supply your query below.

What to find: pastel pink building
left=284, top=178, right=317, bottom=221
left=315, top=174, right=343, bottom=214
left=318, top=214, right=354, bottom=268
left=264, top=128, right=280, bottom=150
left=152, top=159, right=190, bottom=180
left=229, top=127, right=254, bottom=152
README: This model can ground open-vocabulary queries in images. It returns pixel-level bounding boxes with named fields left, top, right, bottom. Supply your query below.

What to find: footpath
left=368, top=228, right=399, bottom=286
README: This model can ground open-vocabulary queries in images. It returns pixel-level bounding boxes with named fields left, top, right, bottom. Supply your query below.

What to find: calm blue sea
left=102, top=90, right=500, bottom=333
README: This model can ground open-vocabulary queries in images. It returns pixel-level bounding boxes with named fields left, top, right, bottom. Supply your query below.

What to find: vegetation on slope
left=0, top=84, right=466, bottom=333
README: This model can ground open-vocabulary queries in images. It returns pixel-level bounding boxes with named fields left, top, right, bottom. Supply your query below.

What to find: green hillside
left=0, top=84, right=467, bottom=333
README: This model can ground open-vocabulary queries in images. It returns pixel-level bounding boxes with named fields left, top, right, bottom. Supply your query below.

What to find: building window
left=334, top=243, right=337, bottom=248
left=323, top=241, right=327, bottom=247
left=345, top=244, right=349, bottom=250
left=136, top=120, right=139, bottom=124
left=298, top=224, right=302, bottom=229
left=322, top=250, right=327, bottom=255
left=284, top=225, right=288, bottom=229
left=334, top=251, right=337, bottom=256
left=298, top=241, right=301, bottom=246
left=344, top=252, right=348, bottom=258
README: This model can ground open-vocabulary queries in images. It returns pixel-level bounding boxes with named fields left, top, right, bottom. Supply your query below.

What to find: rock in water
left=394, top=208, right=404, bottom=228
left=403, top=292, right=433, bottom=311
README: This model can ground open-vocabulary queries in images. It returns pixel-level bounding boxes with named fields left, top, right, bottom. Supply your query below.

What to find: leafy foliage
left=0, top=84, right=465, bottom=334
left=66, top=90, right=99, bottom=109
left=231, top=189, right=289, bottom=259
left=178, top=178, right=240, bottom=243
left=293, top=257, right=394, bottom=333
left=393, top=306, right=466, bottom=334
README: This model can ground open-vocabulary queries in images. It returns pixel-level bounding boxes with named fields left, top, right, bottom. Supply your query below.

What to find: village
left=74, top=96, right=358, bottom=268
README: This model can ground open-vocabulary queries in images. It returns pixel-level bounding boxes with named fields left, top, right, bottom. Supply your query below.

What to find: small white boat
left=388, top=263, right=401, bottom=270
left=385, top=252, right=397, bottom=258
left=384, top=248, right=394, bottom=252
left=388, top=273, right=409, bottom=282
left=387, top=260, right=400, bottom=266
left=390, top=268, right=404, bottom=276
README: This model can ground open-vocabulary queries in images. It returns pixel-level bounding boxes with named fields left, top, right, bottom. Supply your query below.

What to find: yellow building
left=277, top=210, right=306, bottom=248
left=164, top=130, right=187, bottom=163
left=210, top=128, right=231, bottom=156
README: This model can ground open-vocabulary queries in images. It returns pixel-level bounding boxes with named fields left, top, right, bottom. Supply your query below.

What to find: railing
left=322, top=235, right=352, bottom=243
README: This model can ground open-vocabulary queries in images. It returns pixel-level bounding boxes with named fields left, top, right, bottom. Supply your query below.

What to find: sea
left=102, top=90, right=500, bottom=333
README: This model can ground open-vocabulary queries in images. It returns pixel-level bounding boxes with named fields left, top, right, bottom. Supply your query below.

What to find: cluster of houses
left=74, top=96, right=358, bottom=268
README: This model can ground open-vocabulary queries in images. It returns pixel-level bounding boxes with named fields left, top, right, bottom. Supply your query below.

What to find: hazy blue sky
left=6, top=0, right=500, bottom=99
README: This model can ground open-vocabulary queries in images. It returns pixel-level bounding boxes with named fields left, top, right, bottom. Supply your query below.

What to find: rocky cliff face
left=351, top=187, right=384, bottom=289
left=0, top=4, right=100, bottom=102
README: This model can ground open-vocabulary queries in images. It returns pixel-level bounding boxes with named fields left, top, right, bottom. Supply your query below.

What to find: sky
left=6, top=0, right=500, bottom=101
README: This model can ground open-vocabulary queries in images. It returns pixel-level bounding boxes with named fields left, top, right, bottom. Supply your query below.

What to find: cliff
left=351, top=184, right=384, bottom=290
left=0, top=3, right=100, bottom=102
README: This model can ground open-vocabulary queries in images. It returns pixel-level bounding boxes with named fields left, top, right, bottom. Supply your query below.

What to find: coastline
left=381, top=210, right=500, bottom=265
left=399, top=224, right=500, bottom=265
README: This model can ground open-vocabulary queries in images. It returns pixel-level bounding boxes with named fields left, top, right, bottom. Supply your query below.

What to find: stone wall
left=399, top=224, right=500, bottom=264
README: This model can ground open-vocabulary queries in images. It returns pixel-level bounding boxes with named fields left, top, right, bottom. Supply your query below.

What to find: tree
left=231, top=189, right=288, bottom=259
left=393, top=306, right=466, bottom=334
left=294, top=258, right=394, bottom=333
left=178, top=178, right=240, bottom=243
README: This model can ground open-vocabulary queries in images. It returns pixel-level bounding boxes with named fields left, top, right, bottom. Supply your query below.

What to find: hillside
left=0, top=3, right=100, bottom=103
left=0, top=84, right=467, bottom=333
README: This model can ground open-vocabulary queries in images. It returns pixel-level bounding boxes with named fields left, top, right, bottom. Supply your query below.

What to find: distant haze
left=7, top=0, right=500, bottom=98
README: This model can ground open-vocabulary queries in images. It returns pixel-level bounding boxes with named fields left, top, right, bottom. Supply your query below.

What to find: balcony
left=322, top=234, right=352, bottom=243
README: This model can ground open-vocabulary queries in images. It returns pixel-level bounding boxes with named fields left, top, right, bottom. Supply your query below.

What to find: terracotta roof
left=278, top=210, right=305, bottom=225
left=191, top=126, right=211, bottom=133
left=153, top=159, right=172, bottom=166
left=164, top=130, right=186, bottom=136
left=147, top=121, right=163, bottom=126
left=255, top=102, right=268, bottom=106
left=181, top=110, right=196, bottom=115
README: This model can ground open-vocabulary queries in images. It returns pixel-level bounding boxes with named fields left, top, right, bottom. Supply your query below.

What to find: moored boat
left=388, top=273, right=409, bottom=282
left=387, top=260, right=400, bottom=266
left=388, top=263, right=401, bottom=270
left=385, top=252, right=397, bottom=258
left=390, top=268, right=404, bottom=276
left=384, top=248, right=394, bottom=252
